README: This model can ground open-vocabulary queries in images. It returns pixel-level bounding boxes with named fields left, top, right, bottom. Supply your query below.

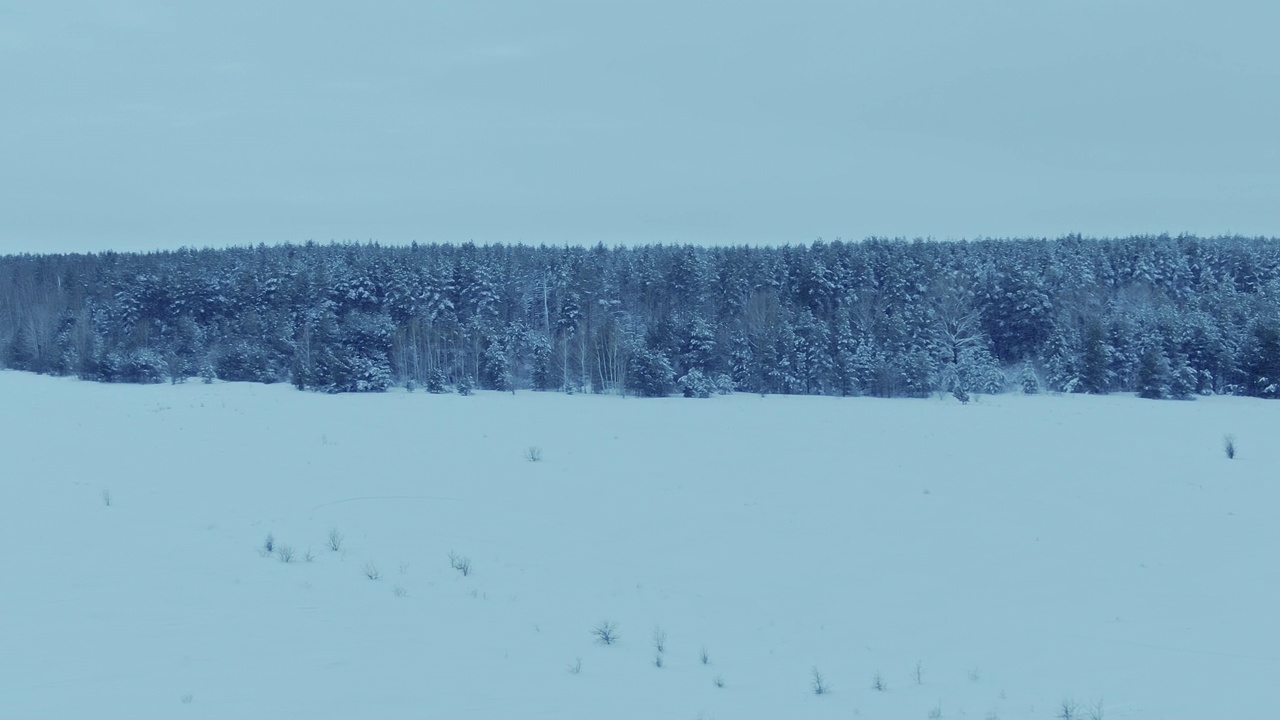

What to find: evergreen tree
left=425, top=367, right=448, bottom=394
left=626, top=345, right=675, bottom=397
left=456, top=374, right=475, bottom=396
left=1168, top=353, right=1197, bottom=400
left=1078, top=319, right=1112, bottom=394
left=954, top=346, right=1006, bottom=394
left=1019, top=363, right=1041, bottom=395
left=1136, top=347, right=1173, bottom=399
left=1244, top=316, right=1280, bottom=398
left=677, top=368, right=715, bottom=398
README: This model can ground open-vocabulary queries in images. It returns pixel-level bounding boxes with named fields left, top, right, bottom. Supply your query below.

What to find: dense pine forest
left=3, top=236, right=1279, bottom=399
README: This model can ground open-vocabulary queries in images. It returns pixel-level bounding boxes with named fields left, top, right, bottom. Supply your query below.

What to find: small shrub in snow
left=455, top=374, right=474, bottom=396
left=872, top=671, right=885, bottom=691
left=652, top=627, right=666, bottom=654
left=1224, top=433, right=1236, bottom=459
left=1058, top=698, right=1078, bottom=720
left=303, top=547, right=315, bottom=563
left=198, top=362, right=216, bottom=384
left=424, top=368, right=448, bottom=393
left=811, top=667, right=829, bottom=695
left=392, top=584, right=407, bottom=597
left=1019, top=363, right=1041, bottom=394
left=626, top=347, right=675, bottom=397
left=968, top=666, right=981, bottom=682
left=952, top=387, right=970, bottom=405
left=678, top=368, right=715, bottom=398
left=956, top=346, right=1007, bottom=394
left=928, top=702, right=942, bottom=719
left=263, top=533, right=275, bottom=554
left=913, top=660, right=923, bottom=685
left=181, top=693, right=194, bottom=704
left=568, top=658, right=582, bottom=675
left=276, top=544, right=295, bottom=563
left=653, top=653, right=664, bottom=668
left=592, top=621, right=620, bottom=645
left=100, top=489, right=112, bottom=507
left=363, top=561, right=381, bottom=580
left=105, top=348, right=167, bottom=384
left=700, top=646, right=710, bottom=665
left=525, top=446, right=543, bottom=462
left=326, top=527, right=344, bottom=552
left=448, top=551, right=472, bottom=577
left=1085, top=699, right=1104, bottom=720
left=713, top=675, right=725, bottom=688
left=714, top=373, right=736, bottom=395
left=404, top=379, right=417, bottom=393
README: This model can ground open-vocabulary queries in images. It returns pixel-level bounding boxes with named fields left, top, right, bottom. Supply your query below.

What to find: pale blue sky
left=2, top=1, right=1278, bottom=254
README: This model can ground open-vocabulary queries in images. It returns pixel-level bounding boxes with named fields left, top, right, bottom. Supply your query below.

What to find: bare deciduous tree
left=592, top=621, right=620, bottom=645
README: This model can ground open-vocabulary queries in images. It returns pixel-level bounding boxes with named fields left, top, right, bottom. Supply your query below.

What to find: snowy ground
left=2, top=370, right=1277, bottom=719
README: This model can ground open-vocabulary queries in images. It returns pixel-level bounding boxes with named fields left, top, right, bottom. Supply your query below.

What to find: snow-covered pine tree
left=1019, top=362, right=1041, bottom=394
left=1136, top=347, right=1173, bottom=399
left=1169, top=353, right=1197, bottom=400
left=425, top=367, right=448, bottom=393
left=626, top=345, right=675, bottom=397
left=677, top=368, right=715, bottom=398
left=456, top=374, right=475, bottom=396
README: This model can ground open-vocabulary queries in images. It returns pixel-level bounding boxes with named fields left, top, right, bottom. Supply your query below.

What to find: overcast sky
left=2, top=1, right=1278, bottom=254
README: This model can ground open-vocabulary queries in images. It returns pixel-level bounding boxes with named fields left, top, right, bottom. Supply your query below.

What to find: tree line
left=2, top=235, right=1279, bottom=399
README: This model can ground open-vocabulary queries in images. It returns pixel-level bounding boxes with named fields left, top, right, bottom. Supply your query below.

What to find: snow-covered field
left=2, top=370, right=1277, bottom=719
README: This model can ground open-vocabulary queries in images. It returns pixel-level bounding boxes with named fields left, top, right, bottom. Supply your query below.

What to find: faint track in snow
left=1108, top=637, right=1280, bottom=663
left=310, top=495, right=467, bottom=511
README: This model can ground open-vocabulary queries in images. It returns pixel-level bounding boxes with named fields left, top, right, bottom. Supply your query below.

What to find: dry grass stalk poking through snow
left=362, top=561, right=381, bottom=580
left=276, top=544, right=294, bottom=563
left=326, top=527, right=344, bottom=552
left=811, top=667, right=829, bottom=695
left=1223, top=433, right=1237, bottom=459
left=100, top=489, right=111, bottom=507
left=524, top=445, right=542, bottom=462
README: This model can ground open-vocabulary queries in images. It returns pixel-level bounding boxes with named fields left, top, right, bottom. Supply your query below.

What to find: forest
left=2, top=235, right=1279, bottom=400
